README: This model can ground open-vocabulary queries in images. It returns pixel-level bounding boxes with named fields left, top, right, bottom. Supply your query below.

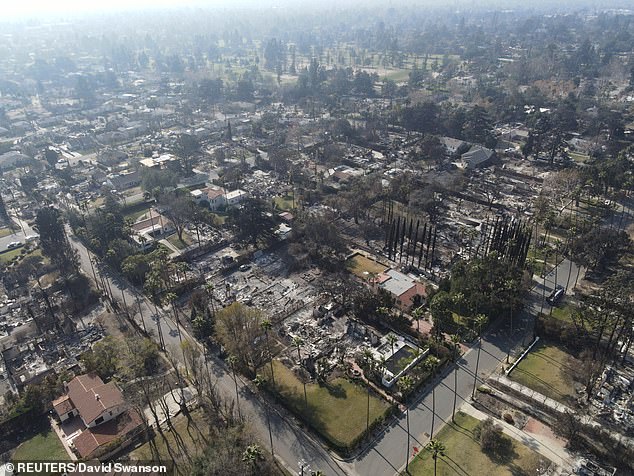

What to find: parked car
left=547, top=285, right=565, bottom=305
left=6, top=241, right=21, bottom=249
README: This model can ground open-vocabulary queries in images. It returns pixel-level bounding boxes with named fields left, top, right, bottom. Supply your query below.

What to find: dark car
left=547, top=285, right=565, bottom=305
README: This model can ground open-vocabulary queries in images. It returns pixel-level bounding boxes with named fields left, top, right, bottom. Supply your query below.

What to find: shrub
left=474, top=418, right=506, bottom=454
left=502, top=412, right=514, bottom=425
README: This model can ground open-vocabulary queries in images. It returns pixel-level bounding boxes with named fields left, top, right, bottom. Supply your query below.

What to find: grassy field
left=122, top=202, right=152, bottom=222
left=130, top=410, right=208, bottom=465
left=569, top=151, right=591, bottom=164
left=550, top=303, right=576, bottom=325
left=407, top=412, right=549, bottom=476
left=167, top=232, right=194, bottom=250
left=509, top=341, right=579, bottom=405
left=0, top=226, right=16, bottom=238
left=12, top=427, right=69, bottom=462
left=0, top=247, right=23, bottom=264
left=345, top=253, right=388, bottom=279
left=272, top=195, right=295, bottom=211
left=268, top=361, right=390, bottom=448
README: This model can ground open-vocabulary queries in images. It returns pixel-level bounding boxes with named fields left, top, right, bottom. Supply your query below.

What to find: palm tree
left=241, top=444, right=263, bottom=469
left=204, top=282, right=216, bottom=314
left=253, top=375, right=274, bottom=456
left=425, top=356, right=440, bottom=438
left=293, top=335, right=304, bottom=364
left=261, top=319, right=275, bottom=386
left=398, top=375, right=414, bottom=475
left=450, top=334, right=461, bottom=423
left=378, top=355, right=387, bottom=376
left=425, top=439, right=446, bottom=476
left=361, top=348, right=376, bottom=435
left=362, top=348, right=375, bottom=374
left=227, top=354, right=242, bottom=419
left=472, top=314, right=488, bottom=399
left=412, top=306, right=424, bottom=334
left=293, top=336, right=308, bottom=410
left=386, top=333, right=398, bottom=358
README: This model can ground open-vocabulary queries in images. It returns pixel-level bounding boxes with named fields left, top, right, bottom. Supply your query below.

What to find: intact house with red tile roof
left=372, top=269, right=428, bottom=312
left=52, top=373, right=143, bottom=459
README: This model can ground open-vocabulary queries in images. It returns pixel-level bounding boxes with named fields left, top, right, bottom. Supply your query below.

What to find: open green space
left=268, top=361, right=390, bottom=449
left=0, top=247, right=23, bottom=264
left=407, top=411, right=549, bottom=476
left=167, top=232, right=194, bottom=250
left=272, top=195, right=295, bottom=211
left=12, top=427, right=69, bottom=462
left=122, top=202, right=152, bottom=222
left=345, top=253, right=388, bottom=279
left=569, top=151, right=591, bottom=164
left=0, top=227, right=16, bottom=238
left=88, top=196, right=106, bottom=209
left=550, top=303, right=576, bottom=325
left=1, top=247, right=45, bottom=265
left=381, top=69, right=411, bottom=82
left=509, top=341, right=579, bottom=405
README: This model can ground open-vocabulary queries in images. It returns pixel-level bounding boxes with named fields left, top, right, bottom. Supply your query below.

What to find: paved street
left=68, top=222, right=585, bottom=476
left=67, top=231, right=348, bottom=476
left=349, top=257, right=582, bottom=476
left=0, top=209, right=37, bottom=250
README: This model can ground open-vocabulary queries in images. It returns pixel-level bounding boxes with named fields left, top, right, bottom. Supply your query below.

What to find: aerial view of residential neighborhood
left=1, top=0, right=634, bottom=475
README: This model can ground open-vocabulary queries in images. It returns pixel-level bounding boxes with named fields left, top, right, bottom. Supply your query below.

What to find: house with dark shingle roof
left=460, top=146, right=496, bottom=169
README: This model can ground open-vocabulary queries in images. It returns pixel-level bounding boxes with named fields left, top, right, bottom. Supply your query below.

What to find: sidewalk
left=493, top=374, right=574, bottom=414
left=158, top=238, right=181, bottom=258
left=460, top=402, right=574, bottom=473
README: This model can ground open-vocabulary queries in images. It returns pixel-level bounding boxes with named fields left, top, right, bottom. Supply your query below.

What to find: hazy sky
left=4, top=0, right=631, bottom=20
left=3, top=0, right=228, bottom=19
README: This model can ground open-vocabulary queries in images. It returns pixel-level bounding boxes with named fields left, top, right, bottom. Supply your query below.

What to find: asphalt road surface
left=68, top=220, right=582, bottom=476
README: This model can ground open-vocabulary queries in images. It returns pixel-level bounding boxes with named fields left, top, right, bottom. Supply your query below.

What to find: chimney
left=95, top=393, right=100, bottom=401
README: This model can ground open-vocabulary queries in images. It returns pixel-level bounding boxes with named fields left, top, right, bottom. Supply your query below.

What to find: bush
left=474, top=418, right=510, bottom=457
left=429, top=340, right=451, bottom=360
left=502, top=412, right=514, bottom=425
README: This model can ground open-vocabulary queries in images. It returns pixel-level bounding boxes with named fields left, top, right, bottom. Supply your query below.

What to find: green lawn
left=550, top=303, right=576, bottom=325
left=569, top=151, right=591, bottom=164
left=509, top=342, right=579, bottom=405
left=122, top=202, right=152, bottom=222
left=12, top=428, right=69, bottom=461
left=167, top=232, right=193, bottom=250
left=268, top=361, right=390, bottom=448
left=0, top=227, right=16, bottom=238
left=345, top=254, right=388, bottom=279
left=407, top=412, right=549, bottom=476
left=382, top=69, right=411, bottom=82
left=272, top=195, right=295, bottom=211
left=0, top=247, right=22, bottom=264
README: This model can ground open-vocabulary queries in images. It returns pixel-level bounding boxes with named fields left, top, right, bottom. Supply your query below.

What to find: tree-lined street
left=69, top=219, right=583, bottom=476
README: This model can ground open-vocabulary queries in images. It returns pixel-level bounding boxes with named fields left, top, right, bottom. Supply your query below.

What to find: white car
left=6, top=241, right=21, bottom=249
